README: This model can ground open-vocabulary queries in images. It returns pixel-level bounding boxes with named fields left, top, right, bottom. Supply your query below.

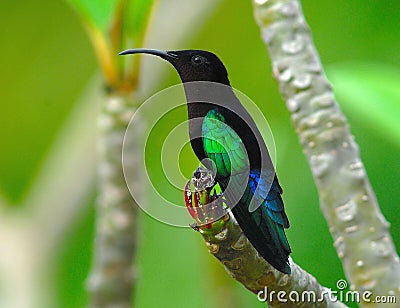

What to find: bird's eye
left=191, top=55, right=204, bottom=65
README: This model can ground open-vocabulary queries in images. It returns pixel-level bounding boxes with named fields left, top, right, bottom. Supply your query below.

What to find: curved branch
left=186, top=167, right=347, bottom=308
left=251, top=0, right=400, bottom=306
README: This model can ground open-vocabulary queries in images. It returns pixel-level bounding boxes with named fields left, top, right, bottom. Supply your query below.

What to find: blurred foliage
left=0, top=0, right=96, bottom=202
left=0, top=0, right=399, bottom=307
left=67, top=0, right=118, bottom=31
left=327, top=62, right=400, bottom=148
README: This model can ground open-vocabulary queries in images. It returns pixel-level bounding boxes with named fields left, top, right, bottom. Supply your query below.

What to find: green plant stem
left=87, top=92, right=143, bottom=307
left=251, top=0, right=400, bottom=306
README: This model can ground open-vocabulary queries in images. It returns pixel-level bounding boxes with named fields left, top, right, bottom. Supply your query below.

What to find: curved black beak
left=119, top=48, right=178, bottom=61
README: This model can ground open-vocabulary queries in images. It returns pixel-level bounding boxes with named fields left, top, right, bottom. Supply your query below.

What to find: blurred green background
left=1, top=0, right=399, bottom=307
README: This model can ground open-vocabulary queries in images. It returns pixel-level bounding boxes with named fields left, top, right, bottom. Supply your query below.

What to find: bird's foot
left=184, top=167, right=229, bottom=233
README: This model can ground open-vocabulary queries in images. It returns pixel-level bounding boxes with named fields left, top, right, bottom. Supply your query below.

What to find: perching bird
left=119, top=49, right=291, bottom=274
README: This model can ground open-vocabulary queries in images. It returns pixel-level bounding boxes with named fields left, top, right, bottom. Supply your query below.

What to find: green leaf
left=67, top=0, right=119, bottom=31
left=327, top=62, right=400, bottom=147
left=66, top=0, right=155, bottom=43
left=124, top=0, right=155, bottom=45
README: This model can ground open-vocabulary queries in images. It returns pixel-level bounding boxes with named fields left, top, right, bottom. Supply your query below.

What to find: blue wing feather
left=249, top=171, right=289, bottom=228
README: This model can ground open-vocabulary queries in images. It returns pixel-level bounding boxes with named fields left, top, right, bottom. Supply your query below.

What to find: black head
left=119, top=49, right=230, bottom=85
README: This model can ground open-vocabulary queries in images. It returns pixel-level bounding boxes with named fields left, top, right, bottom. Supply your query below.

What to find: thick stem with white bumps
left=87, top=93, right=144, bottom=308
left=252, top=0, right=400, bottom=306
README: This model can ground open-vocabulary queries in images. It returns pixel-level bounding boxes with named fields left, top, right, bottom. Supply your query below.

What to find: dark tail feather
left=231, top=198, right=291, bottom=274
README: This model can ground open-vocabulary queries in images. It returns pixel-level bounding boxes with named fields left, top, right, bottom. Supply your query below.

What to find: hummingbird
left=119, top=48, right=291, bottom=274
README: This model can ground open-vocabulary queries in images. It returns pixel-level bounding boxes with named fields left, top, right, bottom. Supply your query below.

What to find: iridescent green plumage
left=202, top=109, right=248, bottom=177
left=202, top=108, right=291, bottom=274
